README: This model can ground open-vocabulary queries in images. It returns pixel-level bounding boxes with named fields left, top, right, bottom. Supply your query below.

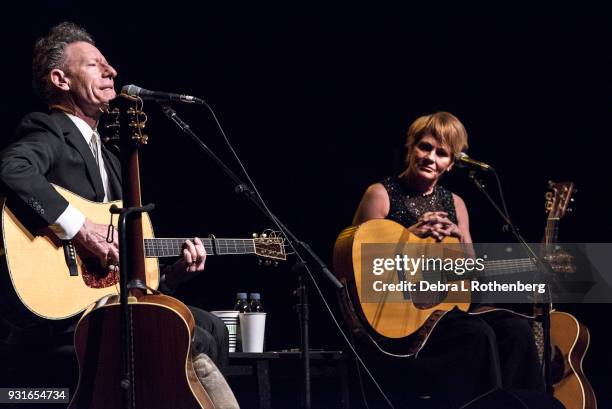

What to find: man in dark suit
left=0, top=22, right=234, bottom=404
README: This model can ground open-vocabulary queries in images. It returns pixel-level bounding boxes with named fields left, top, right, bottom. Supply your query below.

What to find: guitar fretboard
left=144, top=238, right=256, bottom=257
left=443, top=257, right=539, bottom=282
left=545, top=218, right=559, bottom=246
left=482, top=258, right=538, bottom=277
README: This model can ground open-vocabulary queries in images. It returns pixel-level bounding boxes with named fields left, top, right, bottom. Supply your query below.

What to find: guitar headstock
left=545, top=181, right=575, bottom=220
left=101, top=93, right=149, bottom=146
left=252, top=230, right=287, bottom=264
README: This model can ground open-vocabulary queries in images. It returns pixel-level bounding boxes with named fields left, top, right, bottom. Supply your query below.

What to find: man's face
left=61, top=41, right=117, bottom=114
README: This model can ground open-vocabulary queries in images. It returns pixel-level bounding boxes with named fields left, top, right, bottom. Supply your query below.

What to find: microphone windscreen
left=121, top=84, right=142, bottom=96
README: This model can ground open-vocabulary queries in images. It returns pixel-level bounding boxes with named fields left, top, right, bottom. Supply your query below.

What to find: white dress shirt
left=49, top=113, right=111, bottom=239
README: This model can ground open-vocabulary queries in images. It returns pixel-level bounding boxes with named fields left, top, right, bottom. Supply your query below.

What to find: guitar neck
left=144, top=238, right=256, bottom=258
left=444, top=257, right=539, bottom=282
left=482, top=258, right=538, bottom=277
left=544, top=218, right=559, bottom=246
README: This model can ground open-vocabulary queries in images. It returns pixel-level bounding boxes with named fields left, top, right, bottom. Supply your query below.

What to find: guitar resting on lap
left=0, top=184, right=285, bottom=327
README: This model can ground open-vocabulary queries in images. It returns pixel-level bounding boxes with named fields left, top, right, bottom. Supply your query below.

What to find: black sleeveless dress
left=373, top=176, right=544, bottom=406
left=382, top=176, right=457, bottom=228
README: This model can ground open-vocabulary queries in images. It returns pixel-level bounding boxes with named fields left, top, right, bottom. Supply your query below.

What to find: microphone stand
left=159, top=103, right=343, bottom=409
left=468, top=170, right=554, bottom=393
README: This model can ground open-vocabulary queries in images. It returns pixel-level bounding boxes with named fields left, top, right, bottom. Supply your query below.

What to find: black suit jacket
left=0, top=111, right=122, bottom=231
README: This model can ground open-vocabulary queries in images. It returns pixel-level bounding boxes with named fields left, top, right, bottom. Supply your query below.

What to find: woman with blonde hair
left=352, top=112, right=545, bottom=406
left=354, top=111, right=470, bottom=242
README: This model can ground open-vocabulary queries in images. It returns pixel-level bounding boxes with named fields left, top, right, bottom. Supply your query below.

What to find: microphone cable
left=196, top=99, right=396, bottom=409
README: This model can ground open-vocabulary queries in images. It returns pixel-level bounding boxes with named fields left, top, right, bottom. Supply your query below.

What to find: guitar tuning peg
left=257, top=258, right=263, bottom=265
left=264, top=260, right=271, bottom=266
left=252, top=233, right=259, bottom=238
left=273, top=261, right=278, bottom=267
left=567, top=208, right=573, bottom=212
left=261, top=233, right=267, bottom=238
left=570, top=198, right=575, bottom=202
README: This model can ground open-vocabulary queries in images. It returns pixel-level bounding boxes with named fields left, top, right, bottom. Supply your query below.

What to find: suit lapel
left=52, top=112, right=106, bottom=201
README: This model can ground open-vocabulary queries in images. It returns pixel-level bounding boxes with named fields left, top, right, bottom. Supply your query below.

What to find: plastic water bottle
left=249, top=293, right=264, bottom=312
left=234, top=293, right=250, bottom=351
left=234, top=292, right=251, bottom=313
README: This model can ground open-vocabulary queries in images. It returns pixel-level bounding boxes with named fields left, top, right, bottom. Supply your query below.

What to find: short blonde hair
left=406, top=112, right=468, bottom=158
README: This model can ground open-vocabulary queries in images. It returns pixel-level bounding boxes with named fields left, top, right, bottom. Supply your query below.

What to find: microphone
left=121, top=84, right=204, bottom=104
left=454, top=152, right=493, bottom=171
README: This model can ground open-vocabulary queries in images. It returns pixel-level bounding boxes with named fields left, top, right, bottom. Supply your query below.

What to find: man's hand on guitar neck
left=73, top=218, right=120, bottom=270
left=163, top=238, right=207, bottom=290
left=72, top=219, right=206, bottom=288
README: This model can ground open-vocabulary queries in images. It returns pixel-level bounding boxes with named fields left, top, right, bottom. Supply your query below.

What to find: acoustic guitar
left=538, top=181, right=597, bottom=409
left=333, top=219, right=551, bottom=352
left=0, top=184, right=285, bottom=328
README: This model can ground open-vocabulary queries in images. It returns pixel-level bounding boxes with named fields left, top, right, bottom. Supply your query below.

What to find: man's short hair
left=32, top=22, right=95, bottom=103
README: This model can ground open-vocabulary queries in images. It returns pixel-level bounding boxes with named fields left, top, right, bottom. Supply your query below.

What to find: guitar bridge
left=62, top=241, right=79, bottom=276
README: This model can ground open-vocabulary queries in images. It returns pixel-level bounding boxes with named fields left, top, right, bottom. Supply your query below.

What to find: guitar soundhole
left=81, top=257, right=120, bottom=289
left=412, top=269, right=449, bottom=309
left=396, top=266, right=447, bottom=308
left=412, top=289, right=447, bottom=310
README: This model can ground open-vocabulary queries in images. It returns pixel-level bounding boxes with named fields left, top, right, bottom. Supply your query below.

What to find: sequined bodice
left=381, top=176, right=457, bottom=228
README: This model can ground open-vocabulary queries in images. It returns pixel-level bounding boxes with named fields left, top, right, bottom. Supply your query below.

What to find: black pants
left=371, top=308, right=543, bottom=407
left=189, top=306, right=229, bottom=370
left=477, top=309, right=544, bottom=390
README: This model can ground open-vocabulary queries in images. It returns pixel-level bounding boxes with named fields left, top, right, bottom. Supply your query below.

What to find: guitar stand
left=109, top=203, right=156, bottom=409
left=468, top=170, right=554, bottom=393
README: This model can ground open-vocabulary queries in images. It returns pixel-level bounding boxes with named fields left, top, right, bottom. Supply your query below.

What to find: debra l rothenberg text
left=372, top=279, right=547, bottom=294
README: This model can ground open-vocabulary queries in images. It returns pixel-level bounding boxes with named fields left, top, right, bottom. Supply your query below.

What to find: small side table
left=225, top=350, right=350, bottom=409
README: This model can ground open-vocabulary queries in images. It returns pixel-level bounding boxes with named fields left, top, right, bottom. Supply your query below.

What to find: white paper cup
left=239, top=312, right=266, bottom=353
left=211, top=310, right=240, bottom=319
left=211, top=311, right=240, bottom=352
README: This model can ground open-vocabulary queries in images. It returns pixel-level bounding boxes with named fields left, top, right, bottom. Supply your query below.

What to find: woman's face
left=406, top=134, right=454, bottom=182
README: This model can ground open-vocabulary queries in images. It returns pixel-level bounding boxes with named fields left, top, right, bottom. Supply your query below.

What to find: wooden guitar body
left=541, top=181, right=596, bottom=408
left=69, top=294, right=213, bottom=409
left=334, top=219, right=469, bottom=351
left=0, top=184, right=158, bottom=326
left=551, top=311, right=597, bottom=409
left=0, top=183, right=284, bottom=328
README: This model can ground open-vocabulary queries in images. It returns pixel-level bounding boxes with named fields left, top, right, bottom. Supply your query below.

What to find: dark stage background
left=2, top=1, right=611, bottom=407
